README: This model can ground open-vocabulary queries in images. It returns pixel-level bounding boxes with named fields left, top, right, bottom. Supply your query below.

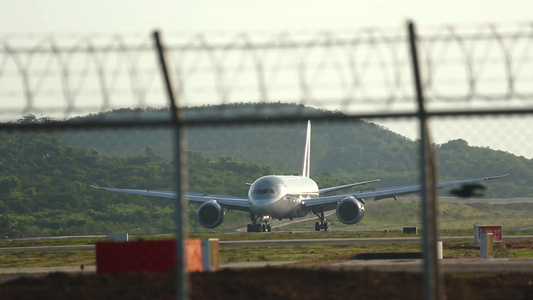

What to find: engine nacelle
left=197, top=200, right=225, bottom=228
left=336, top=196, right=365, bottom=225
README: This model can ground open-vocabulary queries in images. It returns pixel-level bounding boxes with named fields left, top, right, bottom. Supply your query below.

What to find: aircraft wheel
left=323, top=222, right=329, bottom=231
left=267, top=224, right=272, bottom=232
left=247, top=224, right=252, bottom=232
left=254, top=224, right=262, bottom=232
left=314, top=222, right=320, bottom=231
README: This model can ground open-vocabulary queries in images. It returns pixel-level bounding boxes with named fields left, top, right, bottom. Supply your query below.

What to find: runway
left=1, top=235, right=530, bottom=251
left=2, top=257, right=533, bottom=283
left=325, top=258, right=533, bottom=273
left=1, top=235, right=532, bottom=282
left=221, top=257, right=533, bottom=273
left=220, top=235, right=530, bottom=247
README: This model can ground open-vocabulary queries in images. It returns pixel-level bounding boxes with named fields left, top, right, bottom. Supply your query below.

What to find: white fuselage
left=248, top=175, right=319, bottom=219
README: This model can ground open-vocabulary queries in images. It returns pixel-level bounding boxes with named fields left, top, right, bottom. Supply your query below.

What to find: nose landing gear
left=246, top=213, right=272, bottom=232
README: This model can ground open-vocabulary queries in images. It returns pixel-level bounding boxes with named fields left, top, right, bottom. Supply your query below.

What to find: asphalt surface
left=2, top=235, right=533, bottom=283
left=222, top=257, right=533, bottom=273
left=2, top=257, right=533, bottom=283
left=2, top=235, right=530, bottom=251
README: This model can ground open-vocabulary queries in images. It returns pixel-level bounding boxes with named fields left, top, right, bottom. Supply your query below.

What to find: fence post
left=153, top=30, right=190, bottom=300
left=407, top=21, right=443, bottom=300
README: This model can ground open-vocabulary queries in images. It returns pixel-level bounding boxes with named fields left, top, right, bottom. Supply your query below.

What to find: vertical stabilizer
left=302, top=120, right=311, bottom=178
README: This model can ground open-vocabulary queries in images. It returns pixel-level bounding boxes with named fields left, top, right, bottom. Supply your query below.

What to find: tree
left=0, top=214, right=20, bottom=238
left=0, top=176, right=22, bottom=196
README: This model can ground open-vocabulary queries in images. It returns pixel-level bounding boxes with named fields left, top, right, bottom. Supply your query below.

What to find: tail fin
left=302, top=120, right=311, bottom=178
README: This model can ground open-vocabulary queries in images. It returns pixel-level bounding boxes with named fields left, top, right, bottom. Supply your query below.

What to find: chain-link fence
left=1, top=22, right=532, bottom=300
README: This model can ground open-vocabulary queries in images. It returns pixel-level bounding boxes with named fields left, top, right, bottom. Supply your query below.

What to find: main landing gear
left=246, top=213, right=272, bottom=232
left=313, top=209, right=329, bottom=231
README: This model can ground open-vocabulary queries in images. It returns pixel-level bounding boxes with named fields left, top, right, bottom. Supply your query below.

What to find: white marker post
left=480, top=233, right=493, bottom=259
left=437, top=241, right=443, bottom=259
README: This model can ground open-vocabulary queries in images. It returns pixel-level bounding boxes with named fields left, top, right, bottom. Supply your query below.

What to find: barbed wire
left=0, top=23, right=532, bottom=121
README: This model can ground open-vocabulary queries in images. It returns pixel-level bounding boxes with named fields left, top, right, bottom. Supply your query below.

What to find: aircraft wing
left=303, top=174, right=509, bottom=210
left=318, top=179, right=380, bottom=194
left=91, top=186, right=251, bottom=212
left=366, top=174, right=509, bottom=201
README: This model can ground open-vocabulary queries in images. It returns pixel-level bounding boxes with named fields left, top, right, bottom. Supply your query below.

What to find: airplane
left=93, top=121, right=509, bottom=232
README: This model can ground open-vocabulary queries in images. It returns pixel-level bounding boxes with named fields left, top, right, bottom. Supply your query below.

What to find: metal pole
left=153, top=30, right=189, bottom=300
left=407, top=21, right=443, bottom=300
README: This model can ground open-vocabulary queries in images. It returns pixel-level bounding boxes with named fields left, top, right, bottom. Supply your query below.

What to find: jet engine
left=197, top=200, right=225, bottom=228
left=336, top=196, right=365, bottom=225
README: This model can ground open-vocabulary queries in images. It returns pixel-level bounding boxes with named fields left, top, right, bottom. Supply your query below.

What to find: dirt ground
left=2, top=240, right=533, bottom=299
left=1, top=267, right=532, bottom=300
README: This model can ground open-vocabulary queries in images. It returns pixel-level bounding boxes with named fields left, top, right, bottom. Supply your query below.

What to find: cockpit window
left=254, top=188, right=276, bottom=195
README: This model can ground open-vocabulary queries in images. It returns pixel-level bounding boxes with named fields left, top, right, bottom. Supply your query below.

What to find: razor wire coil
left=1, top=23, right=532, bottom=120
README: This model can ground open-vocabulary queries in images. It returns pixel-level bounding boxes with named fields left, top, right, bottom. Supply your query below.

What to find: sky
left=1, top=1, right=532, bottom=159
left=2, top=1, right=530, bottom=33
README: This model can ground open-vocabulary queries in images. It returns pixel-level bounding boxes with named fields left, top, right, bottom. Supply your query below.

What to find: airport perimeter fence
left=1, top=21, right=532, bottom=300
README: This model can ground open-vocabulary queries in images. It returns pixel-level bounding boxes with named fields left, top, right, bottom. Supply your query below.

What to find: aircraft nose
left=249, top=176, right=286, bottom=205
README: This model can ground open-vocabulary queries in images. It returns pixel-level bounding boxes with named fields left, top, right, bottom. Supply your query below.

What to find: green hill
left=62, top=104, right=417, bottom=175
left=61, top=103, right=521, bottom=196
left=0, top=103, right=530, bottom=236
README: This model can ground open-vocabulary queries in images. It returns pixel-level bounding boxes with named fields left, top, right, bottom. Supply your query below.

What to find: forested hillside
left=0, top=127, right=274, bottom=236
left=0, top=104, right=530, bottom=236
left=62, top=104, right=522, bottom=190
left=62, top=104, right=419, bottom=175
